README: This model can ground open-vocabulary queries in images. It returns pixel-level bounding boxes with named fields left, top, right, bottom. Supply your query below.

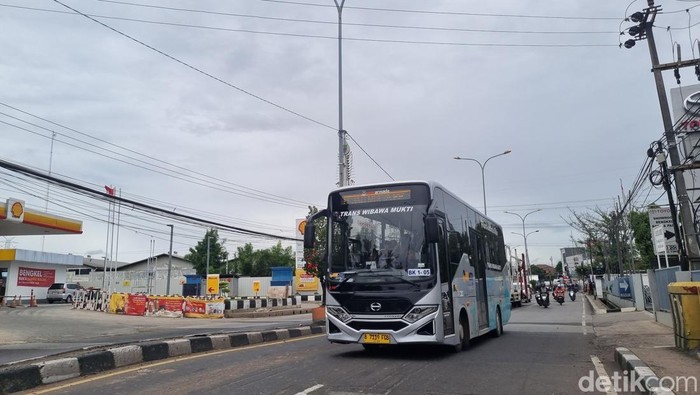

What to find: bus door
left=470, top=228, right=489, bottom=329
left=437, top=218, right=455, bottom=336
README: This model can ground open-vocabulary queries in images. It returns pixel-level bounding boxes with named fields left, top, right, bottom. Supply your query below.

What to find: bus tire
left=492, top=307, right=503, bottom=338
left=452, top=312, right=469, bottom=352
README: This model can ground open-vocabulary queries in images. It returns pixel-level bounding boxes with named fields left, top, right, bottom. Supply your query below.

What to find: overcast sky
left=1, top=0, right=695, bottom=266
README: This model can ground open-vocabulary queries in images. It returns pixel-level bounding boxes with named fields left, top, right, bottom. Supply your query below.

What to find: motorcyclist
left=553, top=284, right=566, bottom=300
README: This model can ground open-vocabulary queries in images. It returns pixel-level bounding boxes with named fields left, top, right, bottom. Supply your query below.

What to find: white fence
left=67, top=268, right=196, bottom=296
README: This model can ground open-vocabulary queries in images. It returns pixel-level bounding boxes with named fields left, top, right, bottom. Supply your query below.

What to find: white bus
left=304, top=181, right=511, bottom=351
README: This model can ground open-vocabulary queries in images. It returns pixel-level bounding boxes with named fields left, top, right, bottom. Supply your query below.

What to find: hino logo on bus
left=370, top=302, right=382, bottom=312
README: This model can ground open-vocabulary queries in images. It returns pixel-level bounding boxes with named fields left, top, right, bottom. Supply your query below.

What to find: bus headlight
left=327, top=306, right=352, bottom=323
left=403, top=305, right=438, bottom=323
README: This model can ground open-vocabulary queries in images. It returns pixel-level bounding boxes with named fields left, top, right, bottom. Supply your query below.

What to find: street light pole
left=505, top=209, right=541, bottom=290
left=512, top=229, right=539, bottom=293
left=334, top=0, right=347, bottom=187
left=453, top=150, right=511, bottom=215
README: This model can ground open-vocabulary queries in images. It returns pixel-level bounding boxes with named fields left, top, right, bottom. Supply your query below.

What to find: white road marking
left=590, top=355, right=618, bottom=395
left=295, top=384, right=324, bottom=395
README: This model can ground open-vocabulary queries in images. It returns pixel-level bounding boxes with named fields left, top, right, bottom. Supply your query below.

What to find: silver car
left=46, top=283, right=83, bottom=304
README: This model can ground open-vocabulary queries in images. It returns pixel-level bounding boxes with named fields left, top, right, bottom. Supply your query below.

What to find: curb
left=584, top=294, right=608, bottom=314
left=0, top=325, right=325, bottom=394
left=614, top=347, right=675, bottom=395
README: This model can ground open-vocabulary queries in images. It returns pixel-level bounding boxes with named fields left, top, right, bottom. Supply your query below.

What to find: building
left=66, top=253, right=195, bottom=295
left=560, top=247, right=588, bottom=278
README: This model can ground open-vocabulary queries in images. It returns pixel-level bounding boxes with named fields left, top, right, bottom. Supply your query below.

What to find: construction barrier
left=145, top=295, right=184, bottom=318
left=107, top=293, right=148, bottom=316
left=183, top=296, right=225, bottom=319
left=73, top=290, right=110, bottom=312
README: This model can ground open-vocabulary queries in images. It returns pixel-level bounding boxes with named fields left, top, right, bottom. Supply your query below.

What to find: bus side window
left=437, top=221, right=450, bottom=283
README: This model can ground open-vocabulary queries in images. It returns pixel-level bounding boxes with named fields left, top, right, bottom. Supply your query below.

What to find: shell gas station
left=0, top=198, right=83, bottom=303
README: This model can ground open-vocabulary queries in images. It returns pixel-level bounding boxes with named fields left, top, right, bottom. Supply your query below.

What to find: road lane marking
left=590, top=355, right=617, bottom=395
left=28, top=334, right=326, bottom=394
left=295, top=384, right=324, bottom=394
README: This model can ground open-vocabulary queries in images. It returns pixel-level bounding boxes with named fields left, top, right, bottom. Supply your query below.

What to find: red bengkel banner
left=17, top=267, right=55, bottom=287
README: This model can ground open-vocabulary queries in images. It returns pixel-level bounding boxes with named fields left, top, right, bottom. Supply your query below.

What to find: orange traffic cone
left=29, top=289, right=38, bottom=307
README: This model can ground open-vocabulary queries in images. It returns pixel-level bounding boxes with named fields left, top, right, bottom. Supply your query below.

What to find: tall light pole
left=453, top=150, right=511, bottom=215
left=506, top=209, right=541, bottom=287
left=166, top=224, right=174, bottom=295
left=334, top=0, right=348, bottom=187
left=512, top=229, right=539, bottom=286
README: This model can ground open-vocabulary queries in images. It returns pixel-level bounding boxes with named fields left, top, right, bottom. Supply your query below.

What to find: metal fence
left=651, top=266, right=680, bottom=312
left=692, top=270, right=700, bottom=281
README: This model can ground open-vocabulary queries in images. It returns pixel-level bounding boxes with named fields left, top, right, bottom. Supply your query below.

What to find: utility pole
left=166, top=224, right=174, bottom=295
left=628, top=1, right=700, bottom=271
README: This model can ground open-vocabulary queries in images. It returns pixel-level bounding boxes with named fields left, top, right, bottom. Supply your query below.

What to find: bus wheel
left=452, top=314, right=469, bottom=352
left=492, top=308, right=503, bottom=338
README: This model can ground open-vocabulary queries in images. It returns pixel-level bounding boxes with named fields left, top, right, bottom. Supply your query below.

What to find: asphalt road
left=22, top=295, right=635, bottom=395
left=0, top=303, right=311, bottom=365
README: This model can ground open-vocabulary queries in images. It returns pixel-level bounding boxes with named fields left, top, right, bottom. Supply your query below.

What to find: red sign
left=17, top=267, right=55, bottom=287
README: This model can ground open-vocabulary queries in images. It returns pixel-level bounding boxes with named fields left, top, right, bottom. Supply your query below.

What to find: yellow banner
left=183, top=297, right=225, bottom=318
left=294, top=268, right=319, bottom=292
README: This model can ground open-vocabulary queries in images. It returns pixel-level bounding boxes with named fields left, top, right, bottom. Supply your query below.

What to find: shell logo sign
left=297, top=220, right=307, bottom=237
left=6, top=199, right=25, bottom=223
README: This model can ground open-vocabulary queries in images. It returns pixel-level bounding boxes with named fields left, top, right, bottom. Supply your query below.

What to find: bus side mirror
left=304, top=222, right=316, bottom=249
left=425, top=217, right=439, bottom=243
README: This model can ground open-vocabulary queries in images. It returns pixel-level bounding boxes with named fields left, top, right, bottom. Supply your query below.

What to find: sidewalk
left=586, top=295, right=700, bottom=395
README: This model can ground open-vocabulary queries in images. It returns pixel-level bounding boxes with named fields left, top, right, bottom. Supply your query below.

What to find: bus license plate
left=363, top=333, right=391, bottom=344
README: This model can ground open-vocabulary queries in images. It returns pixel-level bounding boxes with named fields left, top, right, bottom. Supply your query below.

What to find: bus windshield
left=327, top=184, right=434, bottom=286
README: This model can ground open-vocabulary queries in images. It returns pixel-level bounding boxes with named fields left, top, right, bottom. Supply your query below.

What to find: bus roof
left=329, top=180, right=494, bottom=222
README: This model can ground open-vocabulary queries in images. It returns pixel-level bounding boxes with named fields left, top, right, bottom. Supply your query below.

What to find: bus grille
left=344, top=298, right=412, bottom=314
left=348, top=320, right=408, bottom=331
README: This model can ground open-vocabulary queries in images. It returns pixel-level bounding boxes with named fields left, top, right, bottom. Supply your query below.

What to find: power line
left=36, top=1, right=395, bottom=184
left=0, top=103, right=317, bottom=208
left=51, top=0, right=336, bottom=131
left=5, top=4, right=618, bottom=47
left=95, top=0, right=618, bottom=35
left=0, top=157, right=302, bottom=242
left=256, top=0, right=620, bottom=20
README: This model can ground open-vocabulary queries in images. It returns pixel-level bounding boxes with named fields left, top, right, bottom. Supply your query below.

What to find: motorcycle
left=569, top=289, right=576, bottom=301
left=539, top=290, right=550, bottom=308
left=554, top=293, right=565, bottom=305
left=535, top=291, right=542, bottom=306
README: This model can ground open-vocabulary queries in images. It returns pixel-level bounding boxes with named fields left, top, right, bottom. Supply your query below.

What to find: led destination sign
left=341, top=189, right=411, bottom=205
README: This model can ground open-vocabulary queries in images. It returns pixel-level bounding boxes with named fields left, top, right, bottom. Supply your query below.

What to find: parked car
left=46, top=282, right=83, bottom=304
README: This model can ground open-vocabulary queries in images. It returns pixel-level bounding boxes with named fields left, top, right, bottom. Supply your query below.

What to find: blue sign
left=618, top=278, right=632, bottom=298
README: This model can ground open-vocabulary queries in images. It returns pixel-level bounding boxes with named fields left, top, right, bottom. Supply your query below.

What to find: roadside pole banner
left=295, top=269, right=319, bottom=292
left=145, top=295, right=184, bottom=318
left=206, top=274, right=219, bottom=295
left=183, top=297, right=224, bottom=318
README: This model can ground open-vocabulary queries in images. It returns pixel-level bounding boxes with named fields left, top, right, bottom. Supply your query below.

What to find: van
left=46, top=283, right=83, bottom=304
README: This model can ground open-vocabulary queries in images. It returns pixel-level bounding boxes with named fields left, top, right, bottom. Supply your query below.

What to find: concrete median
left=0, top=325, right=325, bottom=394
